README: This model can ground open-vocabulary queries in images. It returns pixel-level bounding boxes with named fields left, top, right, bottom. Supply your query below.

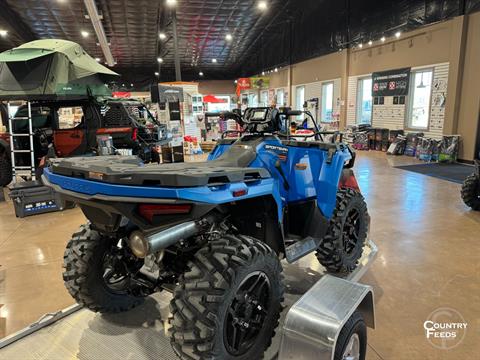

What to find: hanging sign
left=250, top=77, right=270, bottom=89
left=236, top=78, right=251, bottom=96
left=372, top=68, right=411, bottom=97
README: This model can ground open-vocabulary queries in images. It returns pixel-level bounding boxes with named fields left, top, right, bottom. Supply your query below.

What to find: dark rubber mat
left=395, top=163, right=475, bottom=184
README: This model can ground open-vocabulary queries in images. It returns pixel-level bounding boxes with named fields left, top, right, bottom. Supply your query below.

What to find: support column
left=172, top=10, right=182, bottom=82
left=444, top=15, right=468, bottom=135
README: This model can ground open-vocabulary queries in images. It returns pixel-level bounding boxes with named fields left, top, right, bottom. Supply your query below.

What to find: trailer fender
left=279, top=275, right=375, bottom=360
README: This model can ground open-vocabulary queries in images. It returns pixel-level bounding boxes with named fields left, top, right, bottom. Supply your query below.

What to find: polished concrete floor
left=0, top=151, right=479, bottom=359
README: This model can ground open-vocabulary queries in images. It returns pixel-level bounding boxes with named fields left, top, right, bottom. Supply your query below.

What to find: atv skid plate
left=0, top=241, right=377, bottom=360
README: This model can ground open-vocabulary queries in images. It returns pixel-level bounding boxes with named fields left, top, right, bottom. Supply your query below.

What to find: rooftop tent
left=0, top=39, right=119, bottom=100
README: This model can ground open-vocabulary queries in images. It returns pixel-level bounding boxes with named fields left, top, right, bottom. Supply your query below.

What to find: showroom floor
left=0, top=151, right=479, bottom=359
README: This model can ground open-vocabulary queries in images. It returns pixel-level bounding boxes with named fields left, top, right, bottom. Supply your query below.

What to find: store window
left=260, top=90, right=269, bottom=107
left=247, top=93, right=258, bottom=107
left=356, top=77, right=372, bottom=124
left=276, top=88, right=285, bottom=107
left=57, top=106, right=83, bottom=129
left=296, top=86, right=305, bottom=110
left=321, top=82, right=334, bottom=122
left=407, top=69, right=433, bottom=130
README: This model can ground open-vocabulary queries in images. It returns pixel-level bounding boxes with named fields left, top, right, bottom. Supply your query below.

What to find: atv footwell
left=0, top=241, right=377, bottom=359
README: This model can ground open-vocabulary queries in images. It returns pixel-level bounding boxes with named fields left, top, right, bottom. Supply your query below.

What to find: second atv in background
left=461, top=154, right=480, bottom=211
left=0, top=97, right=171, bottom=187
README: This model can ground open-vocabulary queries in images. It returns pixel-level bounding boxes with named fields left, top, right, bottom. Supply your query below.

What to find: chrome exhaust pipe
left=129, top=221, right=201, bottom=258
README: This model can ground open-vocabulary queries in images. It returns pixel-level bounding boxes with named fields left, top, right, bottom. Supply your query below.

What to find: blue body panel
left=208, top=138, right=352, bottom=218
left=45, top=137, right=351, bottom=221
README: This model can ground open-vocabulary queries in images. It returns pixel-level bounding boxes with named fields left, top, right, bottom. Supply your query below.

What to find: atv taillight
left=138, top=204, right=192, bottom=222
left=339, top=174, right=360, bottom=192
left=132, top=128, right=138, bottom=141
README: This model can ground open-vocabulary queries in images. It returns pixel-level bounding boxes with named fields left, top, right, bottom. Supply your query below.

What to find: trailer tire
left=334, top=311, right=367, bottom=360
left=461, top=174, right=480, bottom=210
left=170, top=234, right=284, bottom=360
left=316, top=188, right=369, bottom=273
left=63, top=224, right=145, bottom=313
left=0, top=151, right=12, bottom=187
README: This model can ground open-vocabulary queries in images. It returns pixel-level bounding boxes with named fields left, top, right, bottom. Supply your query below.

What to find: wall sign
left=372, top=68, right=411, bottom=97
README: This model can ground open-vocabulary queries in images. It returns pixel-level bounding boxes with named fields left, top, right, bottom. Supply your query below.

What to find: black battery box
left=9, top=181, right=70, bottom=218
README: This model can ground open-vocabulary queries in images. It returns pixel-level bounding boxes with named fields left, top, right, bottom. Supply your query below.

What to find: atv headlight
left=128, top=231, right=149, bottom=258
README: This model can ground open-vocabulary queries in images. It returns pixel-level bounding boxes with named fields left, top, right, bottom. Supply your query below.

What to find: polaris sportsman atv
left=461, top=155, right=480, bottom=211
left=42, top=107, right=370, bottom=360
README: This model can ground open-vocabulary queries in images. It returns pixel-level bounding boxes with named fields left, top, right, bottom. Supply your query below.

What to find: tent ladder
left=7, top=102, right=36, bottom=184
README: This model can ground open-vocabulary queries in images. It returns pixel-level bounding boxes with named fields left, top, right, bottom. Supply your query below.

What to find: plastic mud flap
left=344, top=145, right=356, bottom=169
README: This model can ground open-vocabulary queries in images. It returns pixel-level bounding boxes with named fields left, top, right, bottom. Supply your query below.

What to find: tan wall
left=268, top=15, right=479, bottom=160
left=269, top=68, right=289, bottom=88
left=456, top=12, right=480, bottom=160
left=292, top=52, right=345, bottom=85
left=198, top=80, right=236, bottom=95
left=349, top=22, right=453, bottom=76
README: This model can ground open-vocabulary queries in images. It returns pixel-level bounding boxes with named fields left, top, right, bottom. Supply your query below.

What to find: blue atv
left=43, top=107, right=369, bottom=360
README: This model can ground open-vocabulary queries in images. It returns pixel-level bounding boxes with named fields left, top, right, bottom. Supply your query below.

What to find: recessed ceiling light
left=199, top=71, right=204, bottom=76
left=0, top=30, right=8, bottom=37
left=274, top=68, right=278, bottom=72
left=234, top=80, right=238, bottom=84
left=95, top=57, right=101, bottom=62
left=166, top=0, right=177, bottom=7
left=258, top=1, right=268, bottom=10
left=368, top=40, right=373, bottom=46
left=262, top=71, right=265, bottom=76
left=81, top=30, right=89, bottom=38
left=225, top=34, right=233, bottom=41
left=122, top=83, right=125, bottom=87
left=212, top=58, right=217, bottom=63
left=157, top=57, right=164, bottom=63
left=159, top=32, right=167, bottom=40
left=381, top=36, right=386, bottom=42
left=358, top=43, right=363, bottom=48
left=155, top=72, right=159, bottom=76
left=395, top=31, right=402, bottom=39
left=130, top=83, right=133, bottom=87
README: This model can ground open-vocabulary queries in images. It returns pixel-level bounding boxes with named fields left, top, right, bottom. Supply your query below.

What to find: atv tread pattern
left=316, top=188, right=369, bottom=273
left=170, top=234, right=284, bottom=360
left=62, top=224, right=143, bottom=313
left=461, top=174, right=480, bottom=210
left=0, top=152, right=12, bottom=187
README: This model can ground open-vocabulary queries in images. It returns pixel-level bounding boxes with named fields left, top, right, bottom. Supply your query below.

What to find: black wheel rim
left=343, top=208, right=361, bottom=255
left=101, top=246, right=134, bottom=294
left=224, top=271, right=271, bottom=356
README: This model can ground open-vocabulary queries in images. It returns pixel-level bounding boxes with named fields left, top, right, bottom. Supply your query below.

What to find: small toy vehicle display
left=461, top=156, right=480, bottom=211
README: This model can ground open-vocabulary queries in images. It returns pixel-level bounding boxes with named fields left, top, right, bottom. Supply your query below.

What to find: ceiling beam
left=83, top=0, right=115, bottom=66
left=0, top=0, right=37, bottom=43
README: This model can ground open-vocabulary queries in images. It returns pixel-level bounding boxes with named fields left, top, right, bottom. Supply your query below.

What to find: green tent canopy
left=0, top=39, right=119, bottom=100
